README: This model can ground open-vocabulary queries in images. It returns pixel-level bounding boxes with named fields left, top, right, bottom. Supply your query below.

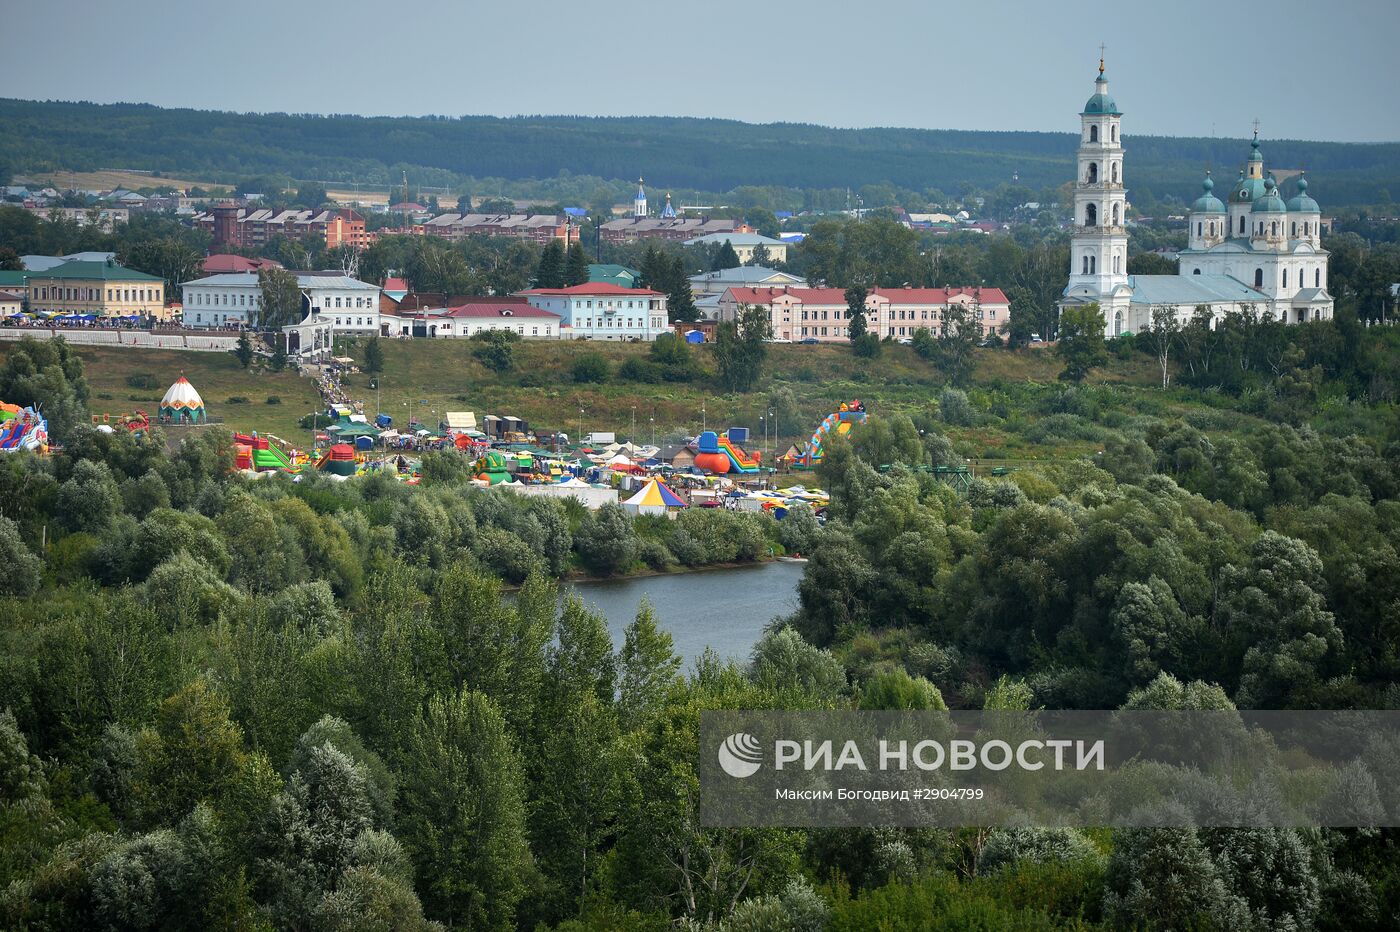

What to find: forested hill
left=4, top=97, right=1400, bottom=206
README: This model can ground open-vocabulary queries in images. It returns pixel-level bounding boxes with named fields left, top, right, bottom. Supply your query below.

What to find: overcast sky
left=8, top=0, right=1397, bottom=142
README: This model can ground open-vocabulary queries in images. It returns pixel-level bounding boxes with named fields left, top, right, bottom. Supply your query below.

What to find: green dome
left=1286, top=175, right=1320, bottom=213
left=1230, top=169, right=1267, bottom=204
left=1251, top=176, right=1287, bottom=213
left=1191, top=173, right=1226, bottom=213
left=1082, top=77, right=1121, bottom=116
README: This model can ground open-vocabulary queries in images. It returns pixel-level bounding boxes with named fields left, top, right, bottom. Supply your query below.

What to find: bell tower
left=1066, top=53, right=1129, bottom=306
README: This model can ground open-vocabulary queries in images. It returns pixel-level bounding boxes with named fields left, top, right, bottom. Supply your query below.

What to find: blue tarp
left=684, top=330, right=704, bottom=344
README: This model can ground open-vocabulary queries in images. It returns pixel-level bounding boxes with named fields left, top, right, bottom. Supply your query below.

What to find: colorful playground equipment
left=693, top=429, right=762, bottom=474
left=473, top=450, right=513, bottom=485
left=0, top=402, right=48, bottom=453
left=316, top=443, right=358, bottom=477
left=792, top=400, right=867, bottom=468
left=159, top=376, right=207, bottom=424
left=234, top=433, right=297, bottom=472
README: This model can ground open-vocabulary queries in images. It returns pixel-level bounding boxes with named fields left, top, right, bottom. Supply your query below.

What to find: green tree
left=1056, top=302, right=1108, bottom=382
left=258, top=265, right=304, bottom=329
left=120, top=236, right=203, bottom=298
left=295, top=182, right=328, bottom=208
left=712, top=240, right=741, bottom=271
left=934, top=301, right=978, bottom=385
left=0, top=246, right=23, bottom=270
left=536, top=239, right=566, bottom=289
left=0, top=336, right=90, bottom=441
left=572, top=352, right=610, bottom=384
left=845, top=284, right=868, bottom=342
left=235, top=331, right=253, bottom=368
left=565, top=241, right=591, bottom=286
left=363, top=335, right=384, bottom=374
left=399, top=688, right=532, bottom=929
left=617, top=601, right=682, bottom=731
left=574, top=503, right=638, bottom=576
left=714, top=305, right=772, bottom=392
left=664, top=253, right=699, bottom=323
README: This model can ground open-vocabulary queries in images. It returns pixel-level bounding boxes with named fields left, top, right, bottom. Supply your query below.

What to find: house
left=689, top=266, right=807, bottom=319
left=683, top=232, right=788, bottom=264
left=588, top=264, right=640, bottom=288
left=0, top=291, right=23, bottom=316
left=382, top=299, right=561, bottom=339
left=659, top=443, right=696, bottom=470
left=717, top=285, right=1010, bottom=343
left=201, top=254, right=283, bottom=274
left=417, top=213, right=576, bottom=244
left=0, top=271, right=28, bottom=300
left=182, top=271, right=381, bottom=332
left=518, top=283, right=669, bottom=341
left=26, top=260, right=167, bottom=318
left=382, top=277, right=409, bottom=302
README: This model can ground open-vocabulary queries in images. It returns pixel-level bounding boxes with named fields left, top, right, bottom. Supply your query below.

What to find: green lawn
left=4, top=337, right=1170, bottom=459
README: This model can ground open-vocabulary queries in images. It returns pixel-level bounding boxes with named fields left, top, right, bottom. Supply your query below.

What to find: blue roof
left=1082, top=77, right=1121, bottom=115
left=1286, top=176, right=1319, bottom=213
left=1128, top=274, right=1269, bottom=306
left=563, top=207, right=587, bottom=217
left=1191, top=174, right=1226, bottom=213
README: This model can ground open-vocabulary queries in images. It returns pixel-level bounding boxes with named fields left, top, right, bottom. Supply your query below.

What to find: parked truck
left=582, top=431, right=615, bottom=445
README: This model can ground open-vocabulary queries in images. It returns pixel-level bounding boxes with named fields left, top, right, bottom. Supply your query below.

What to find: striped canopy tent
left=159, top=376, right=206, bottom=424
left=622, top=477, right=688, bottom=515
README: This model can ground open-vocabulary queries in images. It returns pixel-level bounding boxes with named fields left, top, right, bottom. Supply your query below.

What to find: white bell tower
left=1064, top=53, right=1130, bottom=326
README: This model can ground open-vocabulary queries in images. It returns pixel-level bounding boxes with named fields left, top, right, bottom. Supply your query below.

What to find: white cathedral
left=1059, top=60, right=1333, bottom=337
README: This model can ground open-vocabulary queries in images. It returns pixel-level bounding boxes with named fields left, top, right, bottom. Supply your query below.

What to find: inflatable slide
left=793, top=400, right=867, bottom=468
left=693, top=430, right=761, bottom=474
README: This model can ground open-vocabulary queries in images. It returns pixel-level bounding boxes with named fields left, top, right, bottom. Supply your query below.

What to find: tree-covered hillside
left=4, top=98, right=1400, bottom=207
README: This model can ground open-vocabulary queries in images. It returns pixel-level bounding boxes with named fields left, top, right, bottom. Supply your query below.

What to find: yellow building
left=26, top=260, right=167, bottom=319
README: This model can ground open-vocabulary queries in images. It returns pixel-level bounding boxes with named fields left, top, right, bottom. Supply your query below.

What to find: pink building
left=717, top=285, right=1011, bottom=343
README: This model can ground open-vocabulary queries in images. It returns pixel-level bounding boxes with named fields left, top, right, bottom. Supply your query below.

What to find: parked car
left=799, top=338, right=820, bottom=345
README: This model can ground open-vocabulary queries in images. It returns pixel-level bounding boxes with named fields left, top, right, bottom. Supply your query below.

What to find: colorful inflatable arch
left=792, top=400, right=867, bottom=468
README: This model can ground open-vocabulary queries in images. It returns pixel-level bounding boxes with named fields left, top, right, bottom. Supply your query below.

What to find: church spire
left=633, top=177, right=648, bottom=219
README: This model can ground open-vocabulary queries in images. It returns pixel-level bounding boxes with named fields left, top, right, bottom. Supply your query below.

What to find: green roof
left=0, top=271, right=28, bottom=287
left=588, top=264, right=639, bottom=287
left=27, top=260, right=161, bottom=282
left=1081, top=77, right=1121, bottom=115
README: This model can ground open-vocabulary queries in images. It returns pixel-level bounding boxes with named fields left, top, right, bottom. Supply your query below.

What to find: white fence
left=0, top=329, right=242, bottom=352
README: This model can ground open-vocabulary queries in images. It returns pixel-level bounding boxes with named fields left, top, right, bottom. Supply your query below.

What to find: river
left=567, top=560, right=807, bottom=668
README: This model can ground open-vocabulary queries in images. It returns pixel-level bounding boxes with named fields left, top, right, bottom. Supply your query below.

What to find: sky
left=7, top=0, right=1399, bottom=143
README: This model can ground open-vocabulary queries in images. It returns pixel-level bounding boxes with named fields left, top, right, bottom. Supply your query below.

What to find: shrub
left=125, top=373, right=159, bottom=389
left=618, top=357, right=662, bottom=383
left=636, top=538, right=676, bottom=571
left=227, top=396, right=250, bottom=405
left=472, top=340, right=514, bottom=372
left=572, top=353, right=610, bottom=384
left=938, top=387, right=975, bottom=426
left=265, top=396, right=281, bottom=405
left=980, top=827, right=1102, bottom=873
left=852, top=332, right=883, bottom=358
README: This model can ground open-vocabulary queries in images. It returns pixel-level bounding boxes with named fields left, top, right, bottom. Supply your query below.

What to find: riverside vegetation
left=3, top=304, right=1400, bottom=930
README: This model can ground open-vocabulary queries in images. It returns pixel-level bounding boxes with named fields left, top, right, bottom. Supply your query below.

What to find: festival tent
left=159, top=376, right=207, bottom=424
left=622, top=478, right=688, bottom=515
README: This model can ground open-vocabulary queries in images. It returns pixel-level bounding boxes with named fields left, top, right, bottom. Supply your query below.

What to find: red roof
left=202, top=254, right=282, bottom=273
left=444, top=301, right=560, bottom=319
left=723, top=285, right=1009, bottom=305
left=519, top=283, right=664, bottom=297
left=383, top=277, right=408, bottom=292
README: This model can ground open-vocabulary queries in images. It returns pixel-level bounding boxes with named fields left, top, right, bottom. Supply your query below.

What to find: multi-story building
left=195, top=206, right=370, bottom=250
left=417, top=213, right=577, bottom=245
left=182, top=271, right=381, bottom=332
left=717, top=285, right=1010, bottom=343
left=24, top=206, right=128, bottom=231
left=683, top=232, right=789, bottom=265
left=26, top=260, right=166, bottom=318
left=518, top=283, right=669, bottom=341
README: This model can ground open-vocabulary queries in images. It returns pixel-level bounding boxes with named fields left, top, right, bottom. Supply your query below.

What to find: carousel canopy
left=160, top=376, right=205, bottom=411
left=623, top=478, right=687, bottom=509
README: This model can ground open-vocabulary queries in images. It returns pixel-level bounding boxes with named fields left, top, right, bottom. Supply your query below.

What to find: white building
left=1059, top=57, right=1332, bottom=336
left=382, top=299, right=562, bottom=338
left=518, top=283, right=669, bottom=341
left=182, top=271, right=381, bottom=332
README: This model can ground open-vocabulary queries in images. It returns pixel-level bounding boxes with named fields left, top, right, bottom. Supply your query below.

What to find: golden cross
left=1098, top=43, right=1106, bottom=75
left=1252, top=118, right=1260, bottom=138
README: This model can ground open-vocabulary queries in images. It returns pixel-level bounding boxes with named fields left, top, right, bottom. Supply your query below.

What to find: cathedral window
left=1240, top=216, right=1247, bottom=235
left=1283, top=269, right=1288, bottom=287
left=1112, top=163, right=1119, bottom=183
left=1090, top=256, right=1097, bottom=274
left=1112, top=204, right=1120, bottom=225
left=1085, top=203, right=1097, bottom=226
left=1113, top=311, right=1123, bottom=336
left=1197, top=222, right=1202, bottom=237
left=1088, top=163, right=1098, bottom=183
left=1193, top=268, right=1201, bottom=275
left=1082, top=256, right=1089, bottom=274
left=1271, top=222, right=1278, bottom=236
left=1254, top=268, right=1264, bottom=287
left=1315, top=269, right=1320, bottom=287
left=1089, top=125, right=1099, bottom=142
left=1291, top=222, right=1297, bottom=237
left=1111, top=126, right=1117, bottom=142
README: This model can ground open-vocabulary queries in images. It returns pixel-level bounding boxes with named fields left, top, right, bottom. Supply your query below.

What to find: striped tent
left=159, top=376, right=207, bottom=424
left=622, top=478, right=687, bottom=515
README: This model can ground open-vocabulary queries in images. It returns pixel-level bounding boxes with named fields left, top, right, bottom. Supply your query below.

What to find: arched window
left=1254, top=268, right=1264, bottom=287
left=1197, top=222, right=1203, bottom=237
left=1193, top=268, right=1201, bottom=275
left=1315, top=268, right=1321, bottom=287
left=1291, top=222, right=1297, bottom=237
left=1271, top=221, right=1278, bottom=236
left=1082, top=255, right=1089, bottom=274
left=1088, top=162, right=1098, bottom=184
left=1240, top=215, right=1247, bottom=235
left=1090, top=255, right=1097, bottom=274
left=1112, top=162, right=1119, bottom=183
left=1283, top=269, right=1288, bottom=287
left=1085, top=203, right=1097, bottom=226
left=1112, top=204, right=1120, bottom=226
left=1114, top=310, right=1123, bottom=336
left=1111, top=125, right=1117, bottom=142
left=1089, top=125, right=1099, bottom=143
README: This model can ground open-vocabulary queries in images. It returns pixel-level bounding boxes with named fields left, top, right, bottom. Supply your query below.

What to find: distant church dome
left=1286, top=174, right=1321, bottom=213
left=1192, top=173, right=1227, bottom=213
left=1082, top=75, right=1121, bottom=115
left=1251, top=176, right=1288, bottom=213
